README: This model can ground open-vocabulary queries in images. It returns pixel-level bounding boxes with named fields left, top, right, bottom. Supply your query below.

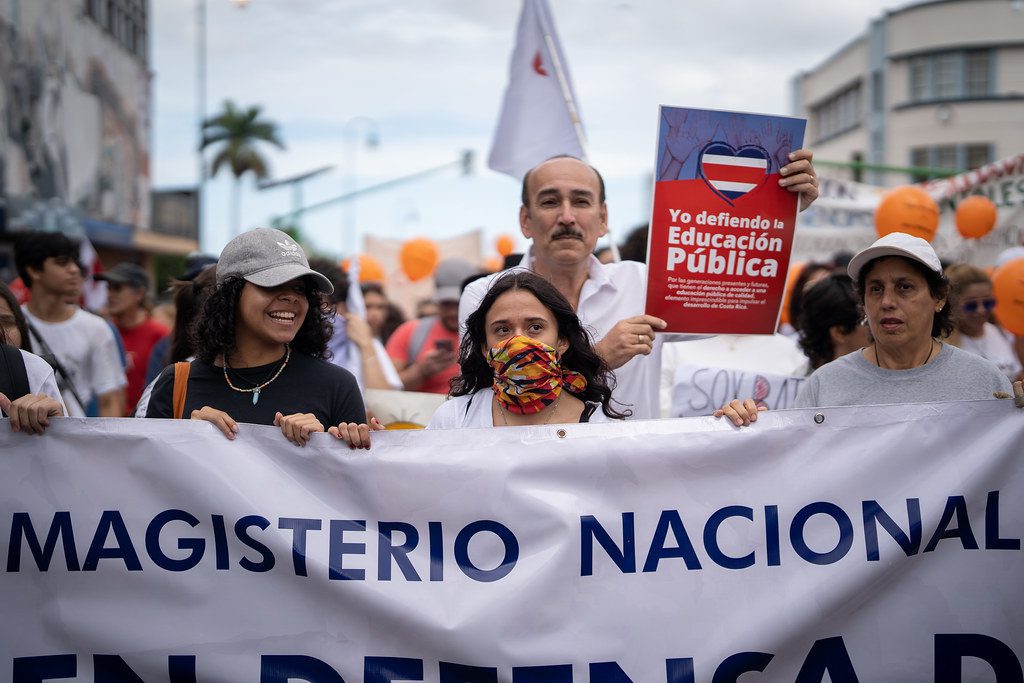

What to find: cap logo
left=277, top=239, right=302, bottom=260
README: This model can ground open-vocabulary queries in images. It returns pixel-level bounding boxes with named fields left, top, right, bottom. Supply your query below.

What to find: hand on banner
left=274, top=412, right=325, bottom=446
left=0, top=392, right=64, bottom=434
left=779, top=149, right=819, bottom=211
left=1014, top=380, right=1024, bottom=409
left=191, top=406, right=240, bottom=440
left=329, top=417, right=385, bottom=450
left=596, top=315, right=667, bottom=370
left=714, top=398, right=766, bottom=427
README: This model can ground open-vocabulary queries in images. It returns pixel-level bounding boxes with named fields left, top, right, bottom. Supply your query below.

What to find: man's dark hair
left=308, top=257, right=350, bottom=306
left=798, top=273, right=862, bottom=370
left=451, top=270, right=628, bottom=419
left=360, top=282, right=384, bottom=298
left=520, top=155, right=606, bottom=208
left=618, top=224, right=649, bottom=263
left=191, top=275, right=332, bottom=363
left=13, top=232, right=80, bottom=287
left=856, top=256, right=954, bottom=339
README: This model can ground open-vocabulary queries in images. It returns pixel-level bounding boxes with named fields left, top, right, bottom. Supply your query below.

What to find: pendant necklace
left=223, top=345, right=291, bottom=405
left=873, top=339, right=936, bottom=369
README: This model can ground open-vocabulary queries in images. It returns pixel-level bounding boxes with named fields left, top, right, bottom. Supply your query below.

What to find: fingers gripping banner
left=1, top=402, right=1022, bottom=682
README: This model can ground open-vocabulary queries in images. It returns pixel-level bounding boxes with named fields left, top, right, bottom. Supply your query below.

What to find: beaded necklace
left=223, top=344, right=291, bottom=405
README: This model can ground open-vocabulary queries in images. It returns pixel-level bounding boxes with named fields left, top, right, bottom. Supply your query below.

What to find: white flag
left=488, top=0, right=585, bottom=181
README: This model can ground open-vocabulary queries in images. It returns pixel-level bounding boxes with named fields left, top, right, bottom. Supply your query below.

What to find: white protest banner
left=2, top=401, right=1022, bottom=681
left=669, top=364, right=806, bottom=418
left=364, top=388, right=445, bottom=429
left=795, top=153, right=1024, bottom=264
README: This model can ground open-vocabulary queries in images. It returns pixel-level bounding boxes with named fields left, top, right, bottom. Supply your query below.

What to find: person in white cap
left=145, top=228, right=374, bottom=446
left=721, top=232, right=1020, bottom=421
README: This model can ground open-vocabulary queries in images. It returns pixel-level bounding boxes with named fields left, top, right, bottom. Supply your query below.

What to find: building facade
left=0, top=0, right=195, bottom=283
left=792, top=0, right=1024, bottom=187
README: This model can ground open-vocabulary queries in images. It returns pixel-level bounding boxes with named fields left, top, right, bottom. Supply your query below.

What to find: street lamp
left=257, top=165, right=335, bottom=233
left=341, top=116, right=380, bottom=255
left=196, top=0, right=249, bottom=245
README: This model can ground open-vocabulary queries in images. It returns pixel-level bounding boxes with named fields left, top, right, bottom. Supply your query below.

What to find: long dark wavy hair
left=798, top=273, right=862, bottom=370
left=191, top=275, right=332, bottom=364
left=451, top=270, right=629, bottom=419
left=167, top=266, right=217, bottom=364
left=856, top=256, right=954, bottom=339
left=0, top=280, right=30, bottom=351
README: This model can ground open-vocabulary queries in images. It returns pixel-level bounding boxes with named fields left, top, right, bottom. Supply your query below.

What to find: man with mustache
left=460, top=154, right=818, bottom=419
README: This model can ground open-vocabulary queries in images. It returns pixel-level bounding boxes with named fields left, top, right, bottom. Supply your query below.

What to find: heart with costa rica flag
left=698, top=142, right=772, bottom=206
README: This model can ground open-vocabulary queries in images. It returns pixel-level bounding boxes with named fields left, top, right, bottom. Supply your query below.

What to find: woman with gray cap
left=718, top=232, right=1021, bottom=423
left=146, top=228, right=369, bottom=445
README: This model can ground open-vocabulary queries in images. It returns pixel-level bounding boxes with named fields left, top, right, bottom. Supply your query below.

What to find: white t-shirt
left=427, top=388, right=610, bottom=429
left=23, top=307, right=127, bottom=417
left=460, top=250, right=702, bottom=420
left=0, top=349, right=67, bottom=418
left=958, top=322, right=1022, bottom=381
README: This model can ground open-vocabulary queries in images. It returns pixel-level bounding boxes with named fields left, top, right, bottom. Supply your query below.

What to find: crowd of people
left=3, top=153, right=1023, bottom=443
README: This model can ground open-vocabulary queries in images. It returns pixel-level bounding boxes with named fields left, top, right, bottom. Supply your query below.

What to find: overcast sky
left=151, top=0, right=906, bottom=259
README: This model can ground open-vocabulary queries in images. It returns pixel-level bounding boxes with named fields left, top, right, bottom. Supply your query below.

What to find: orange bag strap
left=172, top=361, right=191, bottom=420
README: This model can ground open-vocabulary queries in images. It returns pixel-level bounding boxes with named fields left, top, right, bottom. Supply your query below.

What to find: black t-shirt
left=146, top=352, right=365, bottom=427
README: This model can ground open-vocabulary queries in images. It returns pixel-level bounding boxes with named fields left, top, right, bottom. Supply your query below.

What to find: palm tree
left=201, top=101, right=285, bottom=237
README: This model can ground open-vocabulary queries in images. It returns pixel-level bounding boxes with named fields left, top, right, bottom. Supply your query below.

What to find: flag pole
left=535, top=5, right=621, bottom=262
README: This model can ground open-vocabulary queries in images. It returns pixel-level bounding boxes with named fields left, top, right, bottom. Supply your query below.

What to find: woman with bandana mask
left=426, top=270, right=628, bottom=429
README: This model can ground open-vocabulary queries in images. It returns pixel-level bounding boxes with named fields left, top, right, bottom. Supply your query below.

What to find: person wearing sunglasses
left=946, top=263, right=1022, bottom=382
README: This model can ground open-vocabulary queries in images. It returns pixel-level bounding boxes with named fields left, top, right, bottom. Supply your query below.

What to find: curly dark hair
left=856, top=256, right=955, bottom=339
left=798, top=273, right=862, bottom=370
left=451, top=270, right=629, bottom=419
left=191, top=275, right=333, bottom=363
left=167, top=266, right=217, bottom=364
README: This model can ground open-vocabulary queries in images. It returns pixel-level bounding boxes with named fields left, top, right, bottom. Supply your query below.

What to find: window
left=812, top=83, right=863, bottom=142
left=964, top=51, right=991, bottom=97
left=966, top=144, right=993, bottom=170
left=910, top=144, right=993, bottom=181
left=84, top=0, right=147, bottom=62
left=908, top=50, right=993, bottom=103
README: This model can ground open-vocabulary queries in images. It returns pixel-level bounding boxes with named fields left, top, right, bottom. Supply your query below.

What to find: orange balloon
left=992, top=257, right=1024, bottom=336
left=342, top=254, right=385, bottom=283
left=875, top=186, right=940, bottom=242
left=779, top=261, right=805, bottom=327
left=955, top=195, right=997, bottom=239
left=399, top=238, right=440, bottom=281
left=483, top=256, right=503, bottom=273
left=495, top=234, right=515, bottom=257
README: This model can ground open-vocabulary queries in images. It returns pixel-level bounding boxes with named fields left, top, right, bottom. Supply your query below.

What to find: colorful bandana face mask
left=487, top=335, right=587, bottom=414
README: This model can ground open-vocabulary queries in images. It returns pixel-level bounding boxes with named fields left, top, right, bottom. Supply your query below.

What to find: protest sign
left=645, top=106, right=805, bottom=334
left=2, top=402, right=1022, bottom=681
